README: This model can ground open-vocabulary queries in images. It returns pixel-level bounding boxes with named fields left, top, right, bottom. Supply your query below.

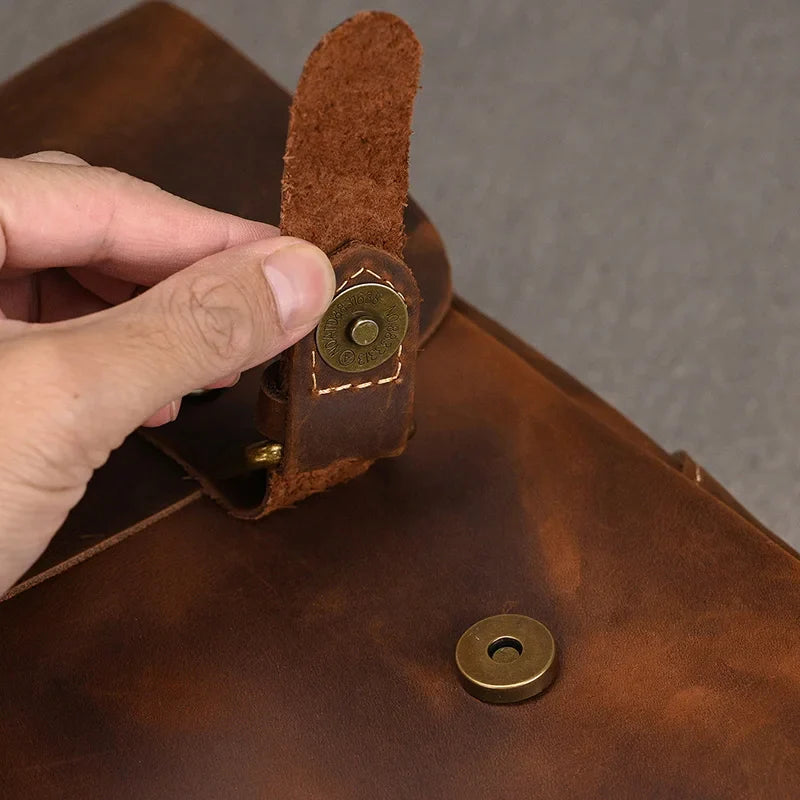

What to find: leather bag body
left=0, top=5, right=798, bottom=799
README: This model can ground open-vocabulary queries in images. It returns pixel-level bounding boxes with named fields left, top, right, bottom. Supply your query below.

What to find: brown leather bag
left=1, top=5, right=798, bottom=798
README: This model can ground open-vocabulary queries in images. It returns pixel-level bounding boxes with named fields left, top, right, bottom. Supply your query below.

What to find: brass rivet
left=455, top=614, right=558, bottom=704
left=316, top=282, right=408, bottom=373
left=349, top=316, right=380, bottom=346
left=244, top=440, right=283, bottom=470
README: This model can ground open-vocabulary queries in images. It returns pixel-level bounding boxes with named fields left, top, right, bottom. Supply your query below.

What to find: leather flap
left=0, top=1, right=453, bottom=554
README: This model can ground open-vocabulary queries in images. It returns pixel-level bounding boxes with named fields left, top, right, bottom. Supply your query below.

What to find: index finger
left=0, top=157, right=278, bottom=284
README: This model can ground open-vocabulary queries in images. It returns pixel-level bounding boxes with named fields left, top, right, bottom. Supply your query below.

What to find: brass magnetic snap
left=316, top=282, right=408, bottom=373
left=455, top=614, right=558, bottom=704
left=244, top=440, right=283, bottom=470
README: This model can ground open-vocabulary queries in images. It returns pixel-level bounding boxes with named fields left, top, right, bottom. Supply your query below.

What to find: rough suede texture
left=0, top=1, right=448, bottom=524
left=280, top=11, right=421, bottom=258
left=2, top=0, right=798, bottom=544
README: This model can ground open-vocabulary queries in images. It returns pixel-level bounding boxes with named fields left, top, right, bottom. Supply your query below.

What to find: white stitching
left=337, top=266, right=365, bottom=293
left=335, top=266, right=405, bottom=302
left=365, top=269, right=405, bottom=301
left=313, top=264, right=405, bottom=395
left=315, top=346, right=403, bottom=395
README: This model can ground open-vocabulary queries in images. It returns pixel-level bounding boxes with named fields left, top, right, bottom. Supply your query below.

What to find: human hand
left=0, top=152, right=335, bottom=593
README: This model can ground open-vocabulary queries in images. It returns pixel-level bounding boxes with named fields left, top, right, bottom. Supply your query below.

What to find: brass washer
left=455, top=614, right=558, bottom=704
left=315, top=282, right=408, bottom=374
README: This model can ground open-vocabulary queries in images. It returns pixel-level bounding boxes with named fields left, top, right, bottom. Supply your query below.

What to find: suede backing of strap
left=280, top=11, right=421, bottom=256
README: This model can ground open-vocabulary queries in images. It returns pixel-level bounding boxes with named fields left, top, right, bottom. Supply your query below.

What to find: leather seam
left=312, top=346, right=403, bottom=395
left=335, top=265, right=406, bottom=300
left=312, top=265, right=406, bottom=395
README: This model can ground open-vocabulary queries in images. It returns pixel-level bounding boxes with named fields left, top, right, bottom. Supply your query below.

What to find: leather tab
left=263, top=243, right=419, bottom=470
left=256, top=12, right=423, bottom=511
left=279, top=12, right=421, bottom=258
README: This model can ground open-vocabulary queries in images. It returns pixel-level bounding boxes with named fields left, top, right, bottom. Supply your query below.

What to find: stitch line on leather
left=336, top=266, right=407, bottom=301
left=313, top=265, right=406, bottom=394
left=312, top=346, right=403, bottom=395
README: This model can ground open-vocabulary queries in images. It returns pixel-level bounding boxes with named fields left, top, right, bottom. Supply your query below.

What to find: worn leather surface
left=1, top=4, right=799, bottom=798
left=258, top=13, right=422, bottom=511
left=0, top=0, right=449, bottom=545
left=264, top=245, right=420, bottom=507
left=0, top=1, right=449, bottom=341
left=8, top=437, right=192, bottom=592
left=3, top=307, right=800, bottom=799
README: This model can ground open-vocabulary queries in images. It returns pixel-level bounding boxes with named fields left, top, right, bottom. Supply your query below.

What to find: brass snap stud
left=349, top=316, right=380, bottom=347
left=316, top=282, right=408, bottom=373
left=244, top=440, right=283, bottom=470
left=455, top=614, right=558, bottom=704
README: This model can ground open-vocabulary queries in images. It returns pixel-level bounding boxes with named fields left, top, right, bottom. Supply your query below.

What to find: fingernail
left=141, top=399, right=180, bottom=428
left=263, top=243, right=335, bottom=331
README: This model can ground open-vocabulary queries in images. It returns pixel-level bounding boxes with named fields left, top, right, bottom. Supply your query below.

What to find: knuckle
left=96, top=165, right=161, bottom=196
left=164, top=273, right=258, bottom=368
left=94, top=165, right=125, bottom=180
left=94, top=165, right=136, bottom=191
left=21, top=150, right=89, bottom=166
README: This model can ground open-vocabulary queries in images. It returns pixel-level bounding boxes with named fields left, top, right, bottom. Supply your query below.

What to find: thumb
left=0, top=236, right=333, bottom=593
left=28, top=235, right=334, bottom=459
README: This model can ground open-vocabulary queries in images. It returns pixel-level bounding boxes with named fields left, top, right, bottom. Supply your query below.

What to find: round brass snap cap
left=316, top=282, right=408, bottom=373
left=455, top=614, right=558, bottom=704
left=349, top=317, right=380, bottom=347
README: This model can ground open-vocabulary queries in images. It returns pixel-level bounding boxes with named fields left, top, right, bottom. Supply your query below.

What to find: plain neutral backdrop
left=0, top=0, right=797, bottom=546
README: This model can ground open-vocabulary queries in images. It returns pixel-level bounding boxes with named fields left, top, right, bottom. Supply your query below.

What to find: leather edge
left=1, top=490, right=203, bottom=604
left=453, top=296, right=797, bottom=562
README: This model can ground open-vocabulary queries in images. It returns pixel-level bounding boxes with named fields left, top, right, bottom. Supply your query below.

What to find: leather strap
left=279, top=12, right=421, bottom=258
left=257, top=12, right=422, bottom=513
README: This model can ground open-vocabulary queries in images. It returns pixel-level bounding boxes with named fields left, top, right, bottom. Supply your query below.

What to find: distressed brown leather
left=262, top=243, right=420, bottom=512
left=280, top=12, right=421, bottom=259
left=0, top=0, right=448, bottom=526
left=0, top=2, right=449, bottom=340
left=1, top=4, right=799, bottom=799
left=255, top=13, right=423, bottom=511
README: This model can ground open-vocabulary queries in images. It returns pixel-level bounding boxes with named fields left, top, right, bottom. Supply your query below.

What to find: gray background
left=0, top=0, right=797, bottom=546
